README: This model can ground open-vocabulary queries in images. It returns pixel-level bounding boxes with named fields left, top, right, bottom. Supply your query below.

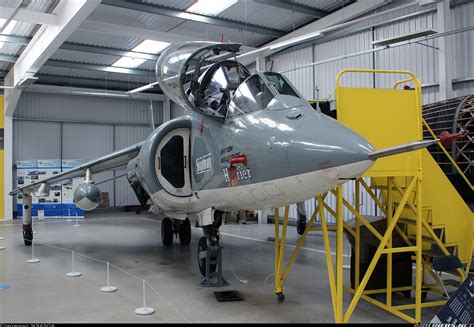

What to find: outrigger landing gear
left=22, top=193, right=33, bottom=246
left=296, top=202, right=307, bottom=236
left=161, top=217, right=191, bottom=246
left=198, top=210, right=228, bottom=287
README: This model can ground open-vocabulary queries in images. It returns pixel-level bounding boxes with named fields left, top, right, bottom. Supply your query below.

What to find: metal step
left=407, top=235, right=457, bottom=248
left=443, top=279, right=461, bottom=288
left=422, top=248, right=458, bottom=258
left=397, top=218, right=445, bottom=230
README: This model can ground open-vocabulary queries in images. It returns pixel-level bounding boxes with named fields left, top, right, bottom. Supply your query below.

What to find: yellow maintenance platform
left=272, top=69, right=473, bottom=323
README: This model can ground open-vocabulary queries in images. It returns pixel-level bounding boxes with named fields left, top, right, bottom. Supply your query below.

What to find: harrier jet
left=10, top=42, right=460, bottom=277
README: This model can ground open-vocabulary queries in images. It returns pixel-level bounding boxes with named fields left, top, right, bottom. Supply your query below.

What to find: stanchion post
left=101, top=262, right=117, bottom=292
left=135, top=279, right=155, bottom=315
left=66, top=251, right=81, bottom=277
left=27, top=240, right=40, bottom=263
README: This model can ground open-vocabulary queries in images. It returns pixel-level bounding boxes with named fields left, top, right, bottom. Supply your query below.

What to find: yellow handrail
left=393, top=77, right=417, bottom=90
left=422, top=118, right=474, bottom=190
left=393, top=78, right=472, bottom=190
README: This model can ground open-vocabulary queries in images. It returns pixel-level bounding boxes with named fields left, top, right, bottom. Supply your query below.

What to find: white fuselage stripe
left=151, top=160, right=374, bottom=213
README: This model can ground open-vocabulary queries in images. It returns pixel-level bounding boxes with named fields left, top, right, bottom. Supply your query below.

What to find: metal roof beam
left=0, top=35, right=160, bottom=61
left=0, top=33, right=30, bottom=44
left=101, top=0, right=286, bottom=37
left=0, top=7, right=57, bottom=25
left=24, top=84, right=166, bottom=101
left=253, top=0, right=327, bottom=18
left=60, top=42, right=160, bottom=61
left=35, top=73, right=154, bottom=91
left=6, top=0, right=101, bottom=99
left=0, top=53, right=17, bottom=63
left=44, top=59, right=153, bottom=76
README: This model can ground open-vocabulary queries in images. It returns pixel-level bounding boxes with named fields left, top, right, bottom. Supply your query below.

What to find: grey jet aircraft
left=10, top=41, right=462, bottom=278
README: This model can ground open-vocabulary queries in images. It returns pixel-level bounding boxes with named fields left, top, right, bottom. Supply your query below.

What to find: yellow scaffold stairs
left=272, top=69, right=473, bottom=323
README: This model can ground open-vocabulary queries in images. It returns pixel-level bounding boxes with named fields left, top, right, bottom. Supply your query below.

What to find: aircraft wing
left=10, top=141, right=144, bottom=196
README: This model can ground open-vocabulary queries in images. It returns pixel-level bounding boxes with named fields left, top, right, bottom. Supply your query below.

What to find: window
left=227, top=75, right=273, bottom=118
left=264, top=72, right=299, bottom=98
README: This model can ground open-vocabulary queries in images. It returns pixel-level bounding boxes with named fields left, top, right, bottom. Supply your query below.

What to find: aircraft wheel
left=197, top=236, right=217, bottom=276
left=179, top=218, right=191, bottom=246
left=161, top=218, right=173, bottom=246
left=276, top=292, right=285, bottom=302
left=296, top=220, right=306, bottom=235
left=23, top=230, right=33, bottom=246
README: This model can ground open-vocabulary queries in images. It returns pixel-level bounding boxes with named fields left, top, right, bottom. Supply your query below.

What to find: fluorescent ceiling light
left=112, top=39, right=170, bottom=68
left=127, top=81, right=159, bottom=94
left=112, top=57, right=147, bottom=69
left=133, top=40, right=170, bottom=54
left=372, top=29, right=437, bottom=47
left=270, top=31, right=321, bottom=51
left=0, top=19, right=17, bottom=49
left=187, top=0, right=237, bottom=16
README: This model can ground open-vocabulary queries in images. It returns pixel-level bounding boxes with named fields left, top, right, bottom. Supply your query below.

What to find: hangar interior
left=0, top=0, right=473, bottom=324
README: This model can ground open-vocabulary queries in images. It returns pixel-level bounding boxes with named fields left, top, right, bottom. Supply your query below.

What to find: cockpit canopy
left=156, top=42, right=247, bottom=118
left=156, top=42, right=307, bottom=119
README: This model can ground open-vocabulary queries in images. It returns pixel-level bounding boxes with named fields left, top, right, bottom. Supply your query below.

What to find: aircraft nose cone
left=288, top=112, right=375, bottom=176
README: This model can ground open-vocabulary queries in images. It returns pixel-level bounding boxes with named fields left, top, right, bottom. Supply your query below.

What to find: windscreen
left=263, top=72, right=300, bottom=98
left=227, top=74, right=274, bottom=118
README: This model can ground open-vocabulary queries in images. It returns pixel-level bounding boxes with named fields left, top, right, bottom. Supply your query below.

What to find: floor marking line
left=0, top=216, right=118, bottom=227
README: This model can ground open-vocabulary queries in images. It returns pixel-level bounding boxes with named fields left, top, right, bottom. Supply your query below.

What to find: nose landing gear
left=160, top=217, right=191, bottom=246
left=197, top=211, right=228, bottom=287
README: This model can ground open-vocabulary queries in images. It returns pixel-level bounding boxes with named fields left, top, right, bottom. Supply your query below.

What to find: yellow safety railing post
left=274, top=208, right=281, bottom=294
left=275, top=206, right=289, bottom=295
left=387, top=177, right=393, bottom=307
left=415, top=177, right=423, bottom=322
left=355, top=179, right=361, bottom=291
left=336, top=186, right=344, bottom=322
left=319, top=195, right=338, bottom=320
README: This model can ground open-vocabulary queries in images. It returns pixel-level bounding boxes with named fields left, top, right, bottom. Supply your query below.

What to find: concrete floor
left=0, top=211, right=445, bottom=323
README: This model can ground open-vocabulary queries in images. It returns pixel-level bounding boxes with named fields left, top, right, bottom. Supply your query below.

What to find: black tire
left=277, top=292, right=285, bottom=302
left=179, top=218, right=191, bottom=246
left=161, top=218, right=174, bottom=246
left=296, top=220, right=306, bottom=235
left=197, top=236, right=217, bottom=276
left=23, top=230, right=32, bottom=246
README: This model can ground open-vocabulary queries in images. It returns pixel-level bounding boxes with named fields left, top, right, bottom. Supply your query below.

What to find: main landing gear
left=197, top=210, right=228, bottom=287
left=161, top=217, right=191, bottom=246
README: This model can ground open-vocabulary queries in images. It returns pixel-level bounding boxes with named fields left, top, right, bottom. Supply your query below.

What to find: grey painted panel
left=171, top=101, right=185, bottom=119
left=13, top=120, right=61, bottom=162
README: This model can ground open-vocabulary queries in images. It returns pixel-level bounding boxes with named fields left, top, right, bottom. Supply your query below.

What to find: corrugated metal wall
left=13, top=92, right=163, bottom=207
left=270, top=1, right=474, bottom=105
left=267, top=1, right=474, bottom=219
